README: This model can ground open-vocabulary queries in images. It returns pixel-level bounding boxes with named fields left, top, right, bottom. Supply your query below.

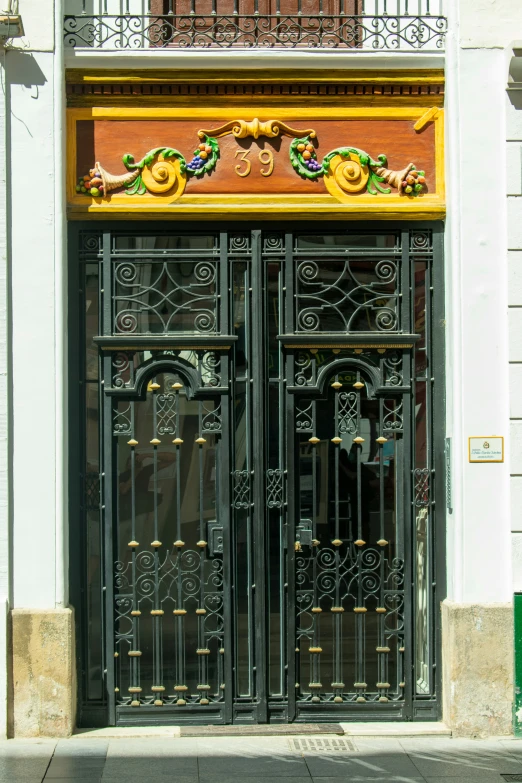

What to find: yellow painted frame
left=67, top=105, right=445, bottom=220
left=66, top=68, right=445, bottom=85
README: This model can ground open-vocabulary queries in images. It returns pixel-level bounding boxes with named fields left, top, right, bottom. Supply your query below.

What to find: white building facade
left=0, top=0, right=520, bottom=737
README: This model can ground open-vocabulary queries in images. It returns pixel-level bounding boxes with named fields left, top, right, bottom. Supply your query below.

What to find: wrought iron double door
left=88, top=226, right=441, bottom=725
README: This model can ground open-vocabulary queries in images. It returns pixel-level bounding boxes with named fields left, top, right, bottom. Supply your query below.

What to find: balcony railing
left=64, top=0, right=446, bottom=50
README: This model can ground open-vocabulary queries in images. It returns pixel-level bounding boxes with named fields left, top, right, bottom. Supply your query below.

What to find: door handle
left=295, top=519, right=313, bottom=551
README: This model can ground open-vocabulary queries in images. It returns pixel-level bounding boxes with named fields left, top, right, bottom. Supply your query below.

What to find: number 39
left=234, top=149, right=274, bottom=178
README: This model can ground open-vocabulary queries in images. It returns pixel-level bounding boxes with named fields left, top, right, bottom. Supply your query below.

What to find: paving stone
left=53, top=740, right=108, bottom=758
left=423, top=777, right=504, bottom=783
left=311, top=778, right=426, bottom=783
left=304, top=754, right=423, bottom=778
left=106, top=737, right=199, bottom=757
left=45, top=759, right=106, bottom=778
left=46, top=778, right=102, bottom=783
left=198, top=756, right=310, bottom=776
left=0, top=741, right=55, bottom=757
left=199, top=778, right=312, bottom=783
left=103, top=758, right=198, bottom=777
left=0, top=759, right=50, bottom=775
left=408, top=755, right=519, bottom=778
left=0, top=777, right=46, bottom=783
left=101, top=777, right=197, bottom=783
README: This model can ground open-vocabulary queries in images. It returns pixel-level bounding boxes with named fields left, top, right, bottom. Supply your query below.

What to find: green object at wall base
left=514, top=594, right=522, bottom=736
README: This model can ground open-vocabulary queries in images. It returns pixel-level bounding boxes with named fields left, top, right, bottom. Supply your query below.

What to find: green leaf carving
left=123, top=147, right=186, bottom=173
left=289, top=137, right=324, bottom=180
left=125, top=175, right=146, bottom=197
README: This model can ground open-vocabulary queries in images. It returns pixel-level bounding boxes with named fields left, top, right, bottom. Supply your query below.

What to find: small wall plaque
left=468, top=436, right=504, bottom=463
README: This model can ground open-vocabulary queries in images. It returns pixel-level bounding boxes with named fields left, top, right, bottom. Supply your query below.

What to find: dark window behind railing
left=64, top=0, right=446, bottom=50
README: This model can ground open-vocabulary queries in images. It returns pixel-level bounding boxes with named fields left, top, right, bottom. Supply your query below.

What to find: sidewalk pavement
left=2, top=733, right=522, bottom=783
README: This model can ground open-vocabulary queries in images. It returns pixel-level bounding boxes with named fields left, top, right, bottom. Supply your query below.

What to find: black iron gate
left=71, top=224, right=444, bottom=726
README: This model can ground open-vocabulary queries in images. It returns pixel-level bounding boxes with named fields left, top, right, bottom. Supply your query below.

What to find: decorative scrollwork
left=410, top=230, right=432, bottom=252
left=112, top=352, right=132, bottom=389
left=296, top=542, right=405, bottom=702
left=338, top=391, right=358, bottom=434
left=414, top=468, right=430, bottom=507
left=113, top=401, right=131, bottom=436
left=267, top=469, right=284, bottom=509
left=113, top=260, right=218, bottom=335
left=64, top=13, right=446, bottom=51
left=202, top=400, right=222, bottom=433
left=79, top=232, right=102, bottom=254
left=198, top=118, right=316, bottom=140
left=229, top=234, right=251, bottom=254
left=263, top=234, right=284, bottom=254
left=232, top=469, right=250, bottom=509
left=383, top=398, right=403, bottom=432
left=114, top=544, right=224, bottom=706
left=382, top=351, right=403, bottom=386
left=200, top=351, right=221, bottom=388
left=296, top=257, right=398, bottom=333
left=295, top=400, right=314, bottom=433
left=295, top=352, right=314, bottom=387
left=156, top=390, right=177, bottom=436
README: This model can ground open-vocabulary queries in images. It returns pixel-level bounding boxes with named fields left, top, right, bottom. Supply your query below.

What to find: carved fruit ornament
left=76, top=137, right=220, bottom=199
left=289, top=136, right=427, bottom=199
left=76, top=121, right=428, bottom=202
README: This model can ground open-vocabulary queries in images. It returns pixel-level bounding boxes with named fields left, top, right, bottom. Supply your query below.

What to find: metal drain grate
left=289, top=737, right=355, bottom=753
left=501, top=776, right=522, bottom=781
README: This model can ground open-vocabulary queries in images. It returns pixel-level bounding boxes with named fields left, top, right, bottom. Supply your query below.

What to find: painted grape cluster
left=186, top=142, right=213, bottom=173
left=295, top=140, right=323, bottom=175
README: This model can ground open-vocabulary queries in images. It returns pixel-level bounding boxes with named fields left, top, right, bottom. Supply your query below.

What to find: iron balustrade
left=64, top=0, right=446, bottom=50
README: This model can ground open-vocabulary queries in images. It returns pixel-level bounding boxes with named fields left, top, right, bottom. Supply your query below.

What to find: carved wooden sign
left=68, top=107, right=444, bottom=219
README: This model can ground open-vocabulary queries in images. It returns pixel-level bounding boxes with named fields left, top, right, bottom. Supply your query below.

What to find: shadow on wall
left=508, top=47, right=522, bottom=112
left=5, top=49, right=47, bottom=89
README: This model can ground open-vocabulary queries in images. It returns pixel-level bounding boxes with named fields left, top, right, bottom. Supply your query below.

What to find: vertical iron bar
left=278, top=263, right=286, bottom=702
left=219, top=231, right=233, bottom=723
left=101, top=230, right=116, bottom=724
left=425, top=242, right=434, bottom=695
left=355, top=374, right=364, bottom=697
left=251, top=228, right=267, bottom=722
left=151, top=386, right=163, bottom=702
left=333, top=376, right=341, bottom=696
left=431, top=222, right=446, bottom=718
left=285, top=232, right=297, bottom=722
left=311, top=391, right=317, bottom=698
left=402, top=352, right=413, bottom=718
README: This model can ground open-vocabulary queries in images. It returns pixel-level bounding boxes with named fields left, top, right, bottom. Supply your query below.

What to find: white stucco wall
left=460, top=0, right=522, bottom=49
left=445, top=2, right=512, bottom=603
left=0, top=45, right=8, bottom=739
left=6, top=0, right=66, bottom=613
left=507, top=73, right=522, bottom=589
left=0, top=0, right=66, bottom=732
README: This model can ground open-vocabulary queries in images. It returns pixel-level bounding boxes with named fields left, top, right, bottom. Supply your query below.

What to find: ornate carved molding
left=197, top=118, right=316, bottom=140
